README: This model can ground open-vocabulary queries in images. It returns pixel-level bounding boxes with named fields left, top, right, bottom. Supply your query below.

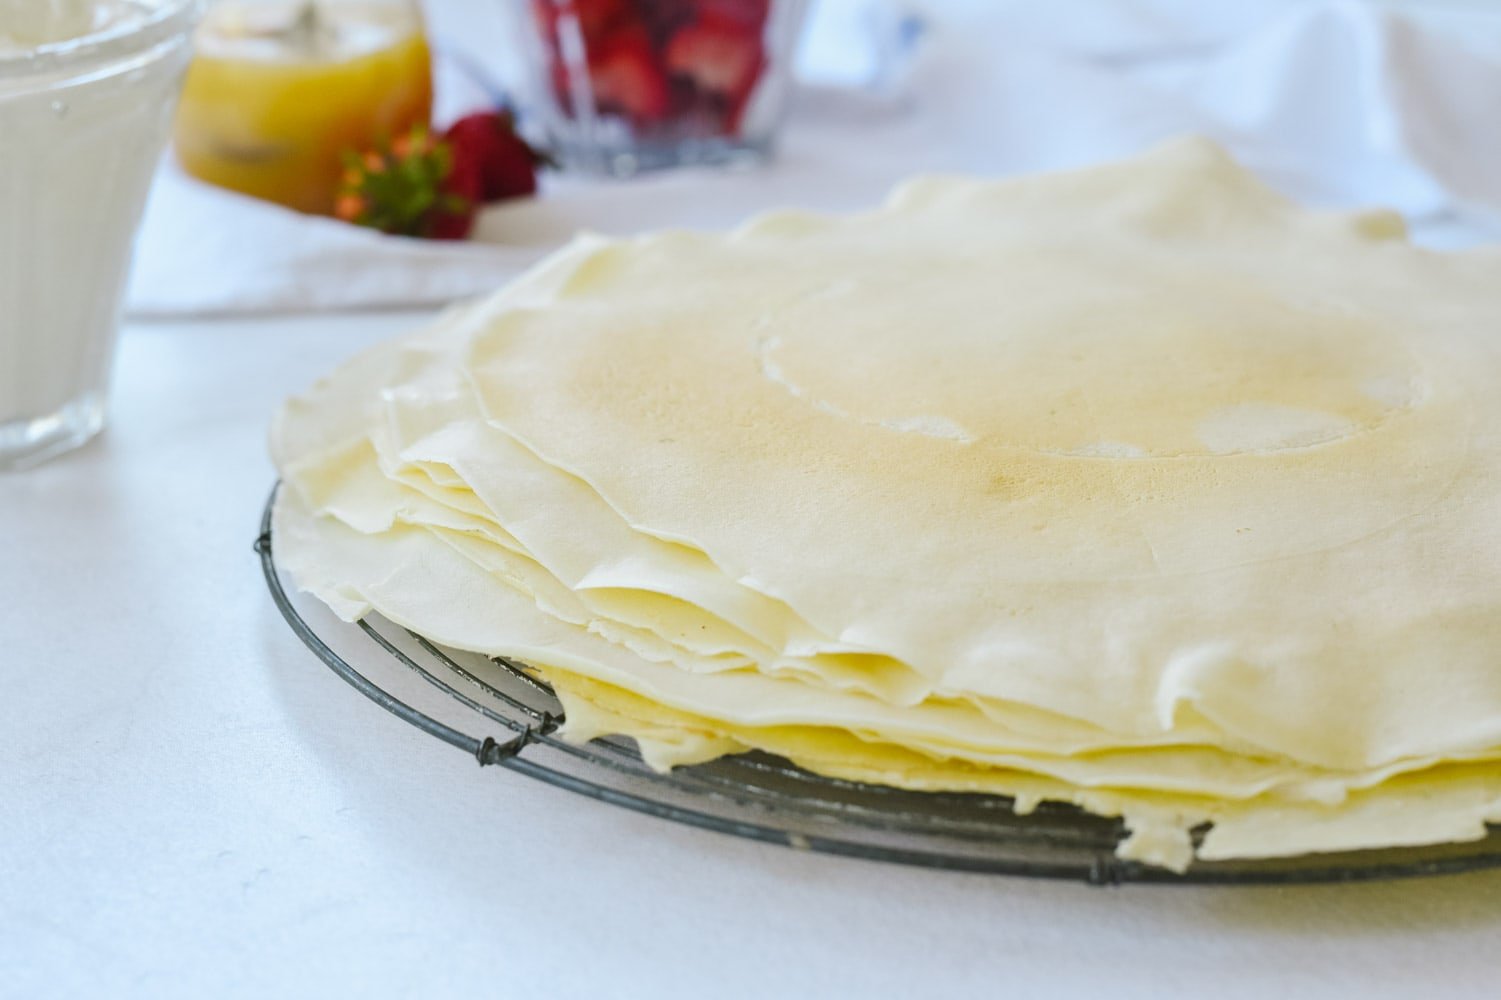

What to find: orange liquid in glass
left=174, top=2, right=432, bottom=215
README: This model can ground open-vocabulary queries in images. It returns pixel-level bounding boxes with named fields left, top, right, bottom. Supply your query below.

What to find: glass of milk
left=0, top=0, right=200, bottom=471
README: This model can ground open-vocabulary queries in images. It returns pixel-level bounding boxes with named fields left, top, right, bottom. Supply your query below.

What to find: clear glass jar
left=173, top=0, right=432, bottom=214
left=513, top=0, right=809, bottom=177
left=0, top=0, right=201, bottom=471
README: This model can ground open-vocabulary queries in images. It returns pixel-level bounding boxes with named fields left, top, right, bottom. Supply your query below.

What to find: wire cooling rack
left=258, top=486, right=1501, bottom=886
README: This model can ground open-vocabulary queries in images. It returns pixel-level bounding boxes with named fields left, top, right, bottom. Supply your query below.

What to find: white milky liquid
left=0, top=0, right=194, bottom=468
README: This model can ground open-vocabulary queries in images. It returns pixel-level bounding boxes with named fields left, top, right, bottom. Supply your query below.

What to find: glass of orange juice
left=173, top=0, right=432, bottom=215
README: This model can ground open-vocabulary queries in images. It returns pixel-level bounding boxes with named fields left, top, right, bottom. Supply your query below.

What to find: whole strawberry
left=335, top=126, right=481, bottom=240
left=443, top=110, right=550, bottom=203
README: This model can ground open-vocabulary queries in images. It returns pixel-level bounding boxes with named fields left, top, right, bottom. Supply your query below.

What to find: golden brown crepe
left=271, top=139, right=1501, bottom=870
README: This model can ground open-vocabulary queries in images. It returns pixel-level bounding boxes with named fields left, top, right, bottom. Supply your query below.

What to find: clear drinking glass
left=0, top=0, right=201, bottom=471
left=512, top=0, right=809, bottom=177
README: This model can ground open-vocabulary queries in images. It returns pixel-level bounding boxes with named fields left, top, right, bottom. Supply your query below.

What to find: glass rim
left=0, top=0, right=202, bottom=80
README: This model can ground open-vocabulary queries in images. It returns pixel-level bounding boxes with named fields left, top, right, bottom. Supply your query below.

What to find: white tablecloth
left=7, top=1, right=1501, bottom=996
left=126, top=0, right=1501, bottom=316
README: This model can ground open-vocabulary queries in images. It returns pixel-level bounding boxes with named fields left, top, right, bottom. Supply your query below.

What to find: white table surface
left=4, top=312, right=1500, bottom=999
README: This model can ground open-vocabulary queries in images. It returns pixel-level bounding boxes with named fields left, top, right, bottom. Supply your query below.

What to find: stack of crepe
left=271, top=139, right=1501, bottom=871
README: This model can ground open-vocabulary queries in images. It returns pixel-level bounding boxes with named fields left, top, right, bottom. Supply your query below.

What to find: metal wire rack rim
left=258, top=485, right=1501, bottom=887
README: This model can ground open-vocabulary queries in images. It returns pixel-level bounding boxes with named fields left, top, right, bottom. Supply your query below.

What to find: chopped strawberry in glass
left=517, top=0, right=807, bottom=175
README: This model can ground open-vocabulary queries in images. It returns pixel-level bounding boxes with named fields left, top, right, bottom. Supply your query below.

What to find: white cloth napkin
left=125, top=0, right=1501, bottom=318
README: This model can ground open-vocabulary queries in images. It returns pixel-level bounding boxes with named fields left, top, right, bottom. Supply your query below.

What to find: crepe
left=270, top=138, right=1501, bottom=871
